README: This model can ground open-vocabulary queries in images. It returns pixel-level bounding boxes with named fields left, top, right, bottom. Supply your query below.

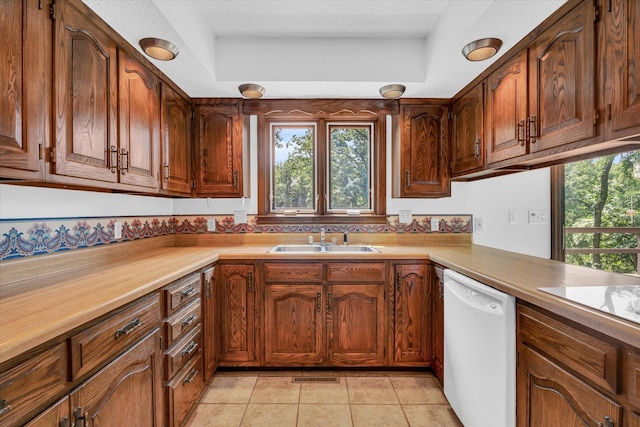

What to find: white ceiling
left=83, top=0, right=566, bottom=99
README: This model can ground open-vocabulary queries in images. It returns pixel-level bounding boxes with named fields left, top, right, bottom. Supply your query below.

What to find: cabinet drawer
left=264, top=263, right=323, bottom=282
left=165, top=299, right=201, bottom=348
left=164, top=272, right=201, bottom=316
left=327, top=262, right=386, bottom=283
left=629, top=350, right=640, bottom=408
left=165, top=324, right=202, bottom=380
left=518, top=305, right=619, bottom=394
left=167, top=352, right=204, bottom=427
left=0, top=343, right=67, bottom=427
left=69, top=293, right=161, bottom=381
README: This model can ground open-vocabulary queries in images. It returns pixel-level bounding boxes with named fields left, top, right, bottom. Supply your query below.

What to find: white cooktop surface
left=539, top=285, right=640, bottom=325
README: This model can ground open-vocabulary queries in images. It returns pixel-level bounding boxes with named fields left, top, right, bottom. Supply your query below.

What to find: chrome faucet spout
left=320, top=227, right=326, bottom=245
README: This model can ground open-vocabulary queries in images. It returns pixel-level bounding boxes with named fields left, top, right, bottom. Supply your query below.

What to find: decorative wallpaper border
left=0, top=215, right=471, bottom=260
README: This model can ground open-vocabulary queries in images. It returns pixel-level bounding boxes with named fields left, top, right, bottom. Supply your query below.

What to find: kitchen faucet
left=320, top=227, right=326, bottom=245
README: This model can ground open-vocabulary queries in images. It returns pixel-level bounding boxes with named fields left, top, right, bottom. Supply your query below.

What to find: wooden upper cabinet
left=117, top=50, right=160, bottom=189
left=527, top=0, right=596, bottom=153
left=397, top=101, right=451, bottom=197
left=486, top=50, right=529, bottom=164
left=194, top=102, right=244, bottom=197
left=451, top=83, right=484, bottom=176
left=52, top=0, right=119, bottom=184
left=488, top=1, right=597, bottom=165
left=604, top=0, right=640, bottom=140
left=0, top=0, right=50, bottom=180
left=161, top=84, right=193, bottom=195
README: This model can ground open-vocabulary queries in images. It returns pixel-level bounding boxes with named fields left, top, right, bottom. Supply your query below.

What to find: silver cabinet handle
left=115, top=317, right=142, bottom=338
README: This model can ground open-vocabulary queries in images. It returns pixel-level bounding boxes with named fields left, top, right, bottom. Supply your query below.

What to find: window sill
left=256, top=214, right=388, bottom=225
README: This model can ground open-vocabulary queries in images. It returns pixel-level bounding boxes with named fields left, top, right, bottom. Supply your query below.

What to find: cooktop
left=539, top=285, right=640, bottom=325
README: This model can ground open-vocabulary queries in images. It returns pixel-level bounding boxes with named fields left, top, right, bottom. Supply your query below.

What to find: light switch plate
left=508, top=210, right=518, bottom=224
left=431, top=217, right=440, bottom=232
left=234, top=209, right=248, bottom=224
left=528, top=210, right=548, bottom=224
left=113, top=221, right=122, bottom=239
left=207, top=218, right=216, bottom=232
left=474, top=217, right=483, bottom=232
left=399, top=210, right=412, bottom=224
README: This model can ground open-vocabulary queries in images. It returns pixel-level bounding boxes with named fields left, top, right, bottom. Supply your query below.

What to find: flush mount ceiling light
left=379, top=84, right=406, bottom=99
left=239, top=83, right=265, bottom=99
left=139, top=38, right=179, bottom=61
left=462, top=38, right=503, bottom=61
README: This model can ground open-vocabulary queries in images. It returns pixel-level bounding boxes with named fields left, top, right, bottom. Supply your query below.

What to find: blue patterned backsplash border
left=0, top=214, right=472, bottom=260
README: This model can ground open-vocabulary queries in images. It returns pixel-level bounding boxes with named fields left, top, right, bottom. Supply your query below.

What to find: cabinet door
left=161, top=84, right=192, bottom=195
left=24, top=396, right=70, bottom=427
left=431, top=266, right=444, bottom=380
left=264, top=284, right=324, bottom=366
left=202, top=266, right=217, bottom=381
left=327, top=284, right=385, bottom=366
left=0, top=0, right=48, bottom=180
left=393, top=264, right=431, bottom=366
left=486, top=50, right=529, bottom=164
left=517, top=345, right=622, bottom=427
left=219, top=264, right=256, bottom=364
left=194, top=104, right=243, bottom=197
left=398, top=103, right=450, bottom=197
left=52, top=0, right=118, bottom=183
left=604, top=0, right=640, bottom=139
left=528, top=0, right=596, bottom=153
left=117, top=50, right=160, bottom=189
left=452, top=83, right=484, bottom=176
left=69, top=330, right=163, bottom=427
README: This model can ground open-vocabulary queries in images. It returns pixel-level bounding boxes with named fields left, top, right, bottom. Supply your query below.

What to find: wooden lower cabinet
left=392, top=263, right=431, bottom=367
left=430, top=264, right=444, bottom=380
left=202, top=266, right=218, bottom=381
left=328, top=284, right=386, bottom=366
left=264, top=284, right=324, bottom=366
left=517, top=344, right=622, bottom=427
left=24, top=397, right=70, bottom=427
left=219, top=264, right=257, bottom=365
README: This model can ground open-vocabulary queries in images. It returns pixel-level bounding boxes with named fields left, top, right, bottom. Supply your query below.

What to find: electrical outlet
left=234, top=209, right=248, bottom=224
left=431, top=217, right=440, bottom=232
left=528, top=210, right=548, bottom=224
left=508, top=210, right=518, bottom=224
left=113, top=221, right=122, bottom=239
left=207, top=218, right=216, bottom=232
left=399, top=210, right=412, bottom=224
left=474, top=217, right=484, bottom=232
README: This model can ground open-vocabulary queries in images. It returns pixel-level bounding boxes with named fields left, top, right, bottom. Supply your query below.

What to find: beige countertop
left=1, top=239, right=638, bottom=365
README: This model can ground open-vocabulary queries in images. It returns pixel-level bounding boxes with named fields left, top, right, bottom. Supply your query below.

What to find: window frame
left=253, top=99, right=390, bottom=224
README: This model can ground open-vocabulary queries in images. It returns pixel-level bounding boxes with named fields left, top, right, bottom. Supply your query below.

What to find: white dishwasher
left=443, top=269, right=516, bottom=427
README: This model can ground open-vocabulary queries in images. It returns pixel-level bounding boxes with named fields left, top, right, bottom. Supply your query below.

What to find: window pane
left=328, top=125, right=372, bottom=211
left=272, top=125, right=315, bottom=211
left=563, top=150, right=640, bottom=274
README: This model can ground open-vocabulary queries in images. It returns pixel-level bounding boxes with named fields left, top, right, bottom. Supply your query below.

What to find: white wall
left=1, top=117, right=550, bottom=259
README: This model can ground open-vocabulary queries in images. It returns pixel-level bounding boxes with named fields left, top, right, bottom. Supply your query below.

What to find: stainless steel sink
left=268, top=244, right=380, bottom=253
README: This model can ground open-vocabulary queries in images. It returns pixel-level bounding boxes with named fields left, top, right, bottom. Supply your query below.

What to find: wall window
left=253, top=99, right=390, bottom=224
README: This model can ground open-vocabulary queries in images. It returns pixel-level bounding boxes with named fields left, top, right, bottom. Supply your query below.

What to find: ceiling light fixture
left=379, top=84, right=406, bottom=99
left=462, top=38, right=503, bottom=61
left=139, top=38, right=179, bottom=61
left=239, top=84, right=265, bottom=99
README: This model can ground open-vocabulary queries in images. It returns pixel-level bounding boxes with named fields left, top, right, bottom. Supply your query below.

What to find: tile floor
left=184, top=371, right=462, bottom=427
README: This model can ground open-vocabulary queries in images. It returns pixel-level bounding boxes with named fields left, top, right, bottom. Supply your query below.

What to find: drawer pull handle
left=182, top=341, right=198, bottom=357
left=183, top=369, right=199, bottom=385
left=182, top=314, right=197, bottom=328
left=180, top=286, right=195, bottom=299
left=0, top=400, right=11, bottom=415
left=115, top=317, right=142, bottom=338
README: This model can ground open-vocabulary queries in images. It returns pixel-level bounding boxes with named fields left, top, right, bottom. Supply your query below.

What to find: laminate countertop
left=1, top=241, right=638, bottom=365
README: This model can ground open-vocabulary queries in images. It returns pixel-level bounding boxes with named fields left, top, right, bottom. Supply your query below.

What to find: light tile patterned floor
left=185, top=371, right=462, bottom=427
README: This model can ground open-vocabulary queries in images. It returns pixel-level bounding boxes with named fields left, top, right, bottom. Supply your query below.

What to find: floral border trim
left=0, top=215, right=471, bottom=260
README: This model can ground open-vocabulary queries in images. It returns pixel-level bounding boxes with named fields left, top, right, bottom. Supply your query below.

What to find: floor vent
left=292, top=377, right=340, bottom=384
